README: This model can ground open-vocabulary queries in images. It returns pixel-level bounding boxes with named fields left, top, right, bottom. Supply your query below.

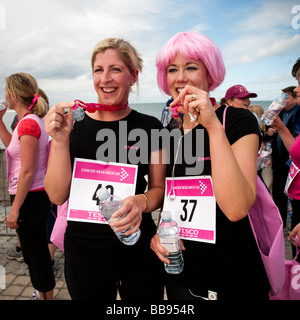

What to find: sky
left=0, top=0, right=300, bottom=105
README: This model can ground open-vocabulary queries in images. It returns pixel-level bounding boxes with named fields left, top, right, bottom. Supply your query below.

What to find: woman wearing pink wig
left=151, top=31, right=269, bottom=300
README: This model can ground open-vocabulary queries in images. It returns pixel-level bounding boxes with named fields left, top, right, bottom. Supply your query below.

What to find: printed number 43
left=180, top=199, right=197, bottom=222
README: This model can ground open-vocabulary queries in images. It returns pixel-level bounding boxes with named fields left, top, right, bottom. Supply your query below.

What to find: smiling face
left=166, top=54, right=212, bottom=98
left=227, top=96, right=251, bottom=109
left=93, top=48, right=138, bottom=107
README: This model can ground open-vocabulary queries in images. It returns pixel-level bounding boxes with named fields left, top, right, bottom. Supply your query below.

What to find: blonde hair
left=91, top=38, right=143, bottom=78
left=5, top=73, right=49, bottom=117
left=249, top=104, right=266, bottom=133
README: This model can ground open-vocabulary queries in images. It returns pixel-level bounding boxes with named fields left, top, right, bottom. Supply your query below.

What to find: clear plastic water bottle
left=261, top=93, right=288, bottom=125
left=158, top=210, right=184, bottom=274
left=0, top=100, right=8, bottom=111
left=97, top=188, right=141, bottom=245
left=169, top=106, right=182, bottom=129
left=72, top=106, right=85, bottom=122
left=161, top=99, right=173, bottom=127
left=257, top=143, right=272, bottom=170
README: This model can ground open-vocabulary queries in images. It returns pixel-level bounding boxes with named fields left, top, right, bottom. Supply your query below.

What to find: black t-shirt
left=65, top=110, right=163, bottom=274
left=166, top=105, right=269, bottom=300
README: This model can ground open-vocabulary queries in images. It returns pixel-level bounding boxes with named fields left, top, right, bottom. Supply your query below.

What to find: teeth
left=103, top=88, right=116, bottom=93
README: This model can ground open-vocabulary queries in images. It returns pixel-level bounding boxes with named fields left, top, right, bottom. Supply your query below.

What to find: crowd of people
left=1, top=31, right=300, bottom=301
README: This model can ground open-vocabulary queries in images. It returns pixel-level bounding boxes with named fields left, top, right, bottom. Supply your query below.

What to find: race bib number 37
left=163, top=176, right=216, bottom=244
left=67, top=158, right=137, bottom=224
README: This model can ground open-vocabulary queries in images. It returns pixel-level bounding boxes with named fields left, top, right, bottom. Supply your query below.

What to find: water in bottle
left=257, top=143, right=272, bottom=170
left=0, top=100, right=7, bottom=111
left=97, top=188, right=141, bottom=245
left=261, top=93, right=288, bottom=125
left=158, top=210, right=184, bottom=274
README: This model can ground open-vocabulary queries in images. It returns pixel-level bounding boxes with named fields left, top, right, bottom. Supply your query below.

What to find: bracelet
left=140, top=193, right=150, bottom=211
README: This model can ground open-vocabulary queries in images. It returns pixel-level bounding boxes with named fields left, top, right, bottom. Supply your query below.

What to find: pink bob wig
left=156, top=31, right=226, bottom=95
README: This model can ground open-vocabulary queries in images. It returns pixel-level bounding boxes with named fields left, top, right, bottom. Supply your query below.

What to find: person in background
left=224, top=84, right=257, bottom=109
left=248, top=104, right=269, bottom=188
left=0, top=73, right=55, bottom=300
left=266, top=86, right=300, bottom=228
left=44, top=38, right=165, bottom=300
left=151, top=31, right=269, bottom=300
left=271, top=57, right=300, bottom=258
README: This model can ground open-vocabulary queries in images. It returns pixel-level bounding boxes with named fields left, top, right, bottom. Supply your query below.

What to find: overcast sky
left=0, top=0, right=300, bottom=105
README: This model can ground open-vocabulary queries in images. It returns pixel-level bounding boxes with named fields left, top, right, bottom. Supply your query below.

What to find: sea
left=0, top=100, right=272, bottom=149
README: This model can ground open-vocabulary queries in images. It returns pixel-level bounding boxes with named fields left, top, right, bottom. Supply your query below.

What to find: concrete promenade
left=0, top=234, right=71, bottom=300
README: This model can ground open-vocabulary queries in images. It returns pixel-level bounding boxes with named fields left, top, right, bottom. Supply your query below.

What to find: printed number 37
left=180, top=199, right=197, bottom=222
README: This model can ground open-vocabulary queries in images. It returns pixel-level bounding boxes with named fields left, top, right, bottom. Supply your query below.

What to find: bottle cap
left=161, top=210, right=172, bottom=220
left=97, top=188, right=110, bottom=200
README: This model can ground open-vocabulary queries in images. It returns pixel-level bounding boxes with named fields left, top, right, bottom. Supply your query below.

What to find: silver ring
left=191, top=94, right=196, bottom=101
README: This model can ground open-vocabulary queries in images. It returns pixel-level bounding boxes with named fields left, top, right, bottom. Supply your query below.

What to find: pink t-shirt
left=287, top=135, right=300, bottom=200
left=5, top=114, right=50, bottom=195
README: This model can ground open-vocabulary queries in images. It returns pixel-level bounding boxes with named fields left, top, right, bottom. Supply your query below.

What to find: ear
left=208, top=73, right=213, bottom=85
left=226, top=99, right=233, bottom=106
left=131, top=69, right=139, bottom=86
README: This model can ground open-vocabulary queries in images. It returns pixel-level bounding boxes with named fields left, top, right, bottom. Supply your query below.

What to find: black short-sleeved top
left=166, top=105, right=269, bottom=300
left=65, top=110, right=163, bottom=275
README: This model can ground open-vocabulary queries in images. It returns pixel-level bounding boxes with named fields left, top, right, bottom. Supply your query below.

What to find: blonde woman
left=44, top=38, right=165, bottom=300
left=0, top=73, right=55, bottom=300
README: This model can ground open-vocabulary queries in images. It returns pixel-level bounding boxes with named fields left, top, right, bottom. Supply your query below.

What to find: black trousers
left=12, top=191, right=55, bottom=292
left=64, top=250, right=165, bottom=300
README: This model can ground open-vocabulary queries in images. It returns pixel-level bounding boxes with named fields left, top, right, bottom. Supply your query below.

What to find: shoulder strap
left=222, top=106, right=229, bottom=129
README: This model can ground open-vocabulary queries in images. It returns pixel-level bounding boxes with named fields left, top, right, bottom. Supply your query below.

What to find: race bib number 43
left=163, top=176, right=216, bottom=244
left=67, top=158, right=137, bottom=224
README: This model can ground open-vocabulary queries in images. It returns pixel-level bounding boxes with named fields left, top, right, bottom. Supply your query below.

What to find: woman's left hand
left=288, top=223, right=300, bottom=247
left=170, top=85, right=219, bottom=130
left=110, top=195, right=145, bottom=235
left=6, top=208, right=20, bottom=229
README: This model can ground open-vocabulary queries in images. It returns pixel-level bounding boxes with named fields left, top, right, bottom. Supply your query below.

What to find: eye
left=186, top=66, right=198, bottom=71
left=112, top=67, right=122, bottom=72
left=94, top=67, right=103, bottom=73
left=167, top=67, right=178, bottom=73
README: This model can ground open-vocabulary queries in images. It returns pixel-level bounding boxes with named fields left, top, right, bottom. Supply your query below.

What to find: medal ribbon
left=74, top=100, right=129, bottom=113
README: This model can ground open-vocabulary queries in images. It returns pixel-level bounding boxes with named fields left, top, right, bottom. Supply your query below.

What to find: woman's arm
left=44, top=102, right=74, bottom=205
left=0, top=109, right=12, bottom=147
left=172, top=85, right=258, bottom=222
left=44, top=139, right=72, bottom=204
left=208, top=125, right=258, bottom=221
left=6, top=135, right=38, bottom=229
left=271, top=116, right=295, bottom=152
